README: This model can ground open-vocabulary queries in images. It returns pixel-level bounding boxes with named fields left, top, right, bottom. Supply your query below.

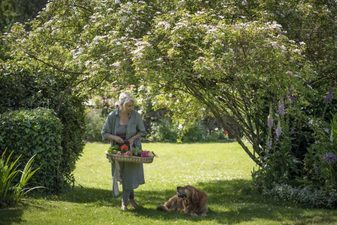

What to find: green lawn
left=1, top=142, right=337, bottom=225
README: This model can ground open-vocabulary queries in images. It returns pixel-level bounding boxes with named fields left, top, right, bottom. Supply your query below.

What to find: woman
left=101, top=92, right=146, bottom=210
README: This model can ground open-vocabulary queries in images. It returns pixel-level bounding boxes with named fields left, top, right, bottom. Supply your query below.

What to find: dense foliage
left=0, top=108, right=64, bottom=193
left=0, top=65, right=86, bottom=191
left=0, top=0, right=48, bottom=32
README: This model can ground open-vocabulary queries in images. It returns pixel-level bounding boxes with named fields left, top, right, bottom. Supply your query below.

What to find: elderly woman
left=101, top=92, right=146, bottom=211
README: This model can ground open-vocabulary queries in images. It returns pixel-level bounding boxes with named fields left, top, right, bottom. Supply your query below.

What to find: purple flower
left=267, top=115, right=274, bottom=129
left=324, top=87, right=333, bottom=104
left=287, top=90, right=296, bottom=102
left=267, top=139, right=272, bottom=150
left=275, top=126, right=282, bottom=139
left=277, top=101, right=285, bottom=116
left=322, top=152, right=337, bottom=165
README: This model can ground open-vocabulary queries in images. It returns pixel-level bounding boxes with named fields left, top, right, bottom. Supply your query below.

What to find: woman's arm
left=127, top=132, right=141, bottom=146
left=128, top=112, right=146, bottom=146
left=101, top=112, right=124, bottom=144
left=103, top=133, right=124, bottom=144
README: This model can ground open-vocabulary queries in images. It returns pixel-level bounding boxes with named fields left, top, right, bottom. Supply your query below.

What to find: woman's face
left=122, top=101, right=134, bottom=113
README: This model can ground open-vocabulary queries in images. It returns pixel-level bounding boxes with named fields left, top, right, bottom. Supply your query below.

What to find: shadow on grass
left=2, top=179, right=337, bottom=225
left=0, top=207, right=24, bottom=225
left=53, top=179, right=337, bottom=224
left=134, top=179, right=337, bottom=225
left=46, top=186, right=121, bottom=207
left=0, top=187, right=117, bottom=225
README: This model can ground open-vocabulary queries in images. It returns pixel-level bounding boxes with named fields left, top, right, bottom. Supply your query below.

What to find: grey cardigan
left=101, top=109, right=146, bottom=146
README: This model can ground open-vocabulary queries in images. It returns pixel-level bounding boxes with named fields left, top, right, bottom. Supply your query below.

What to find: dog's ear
left=190, top=187, right=200, bottom=204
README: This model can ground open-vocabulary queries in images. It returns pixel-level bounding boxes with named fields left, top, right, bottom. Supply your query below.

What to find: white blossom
left=157, top=21, right=171, bottom=30
left=292, top=48, right=301, bottom=54
left=280, top=44, right=287, bottom=52
left=85, top=60, right=92, bottom=67
left=112, top=61, right=121, bottom=67
left=71, top=47, right=84, bottom=59
left=132, top=40, right=151, bottom=59
left=195, top=10, right=205, bottom=15
left=266, top=21, right=282, bottom=31
left=92, top=35, right=106, bottom=45
left=205, top=25, right=217, bottom=34
left=270, top=41, right=278, bottom=48
left=121, top=16, right=128, bottom=24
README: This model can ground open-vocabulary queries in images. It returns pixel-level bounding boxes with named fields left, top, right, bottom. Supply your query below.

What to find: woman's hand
left=113, top=136, right=124, bottom=144
left=127, top=133, right=140, bottom=147
left=127, top=137, right=134, bottom=148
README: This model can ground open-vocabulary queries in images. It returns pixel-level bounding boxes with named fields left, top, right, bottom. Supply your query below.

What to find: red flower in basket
left=141, top=151, right=150, bottom=157
left=122, top=151, right=132, bottom=156
left=120, top=144, right=129, bottom=151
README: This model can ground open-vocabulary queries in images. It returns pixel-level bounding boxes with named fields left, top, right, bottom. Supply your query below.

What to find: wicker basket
left=105, top=152, right=154, bottom=164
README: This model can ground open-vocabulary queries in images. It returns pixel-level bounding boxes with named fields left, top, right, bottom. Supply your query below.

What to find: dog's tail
left=156, top=205, right=169, bottom=211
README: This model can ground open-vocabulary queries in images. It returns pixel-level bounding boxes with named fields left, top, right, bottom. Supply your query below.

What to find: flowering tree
left=132, top=9, right=313, bottom=166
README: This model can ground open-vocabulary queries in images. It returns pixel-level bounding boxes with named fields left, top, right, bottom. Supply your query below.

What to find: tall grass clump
left=0, top=150, right=40, bottom=207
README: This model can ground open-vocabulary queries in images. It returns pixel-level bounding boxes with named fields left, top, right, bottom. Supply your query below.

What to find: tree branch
left=23, top=50, right=86, bottom=75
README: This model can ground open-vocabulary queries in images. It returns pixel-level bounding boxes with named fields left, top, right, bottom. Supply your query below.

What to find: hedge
left=0, top=108, right=63, bottom=192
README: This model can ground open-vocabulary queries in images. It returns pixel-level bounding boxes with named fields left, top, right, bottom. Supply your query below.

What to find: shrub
left=0, top=151, right=40, bottom=207
left=253, top=112, right=337, bottom=208
left=0, top=108, right=64, bottom=193
left=303, top=115, right=337, bottom=190
left=182, top=123, right=207, bottom=143
left=52, top=97, right=85, bottom=189
left=149, top=119, right=178, bottom=142
left=262, top=184, right=337, bottom=209
left=84, top=109, right=105, bottom=142
left=0, top=68, right=86, bottom=192
left=206, top=129, right=226, bottom=142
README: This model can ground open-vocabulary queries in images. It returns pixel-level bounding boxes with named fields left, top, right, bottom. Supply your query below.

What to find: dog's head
left=176, top=185, right=199, bottom=201
left=176, top=186, right=187, bottom=198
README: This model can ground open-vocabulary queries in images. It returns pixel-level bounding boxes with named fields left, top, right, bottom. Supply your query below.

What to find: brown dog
left=157, top=185, right=208, bottom=216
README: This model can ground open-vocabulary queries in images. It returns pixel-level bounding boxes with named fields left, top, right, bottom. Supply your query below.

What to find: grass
left=1, top=142, right=337, bottom=225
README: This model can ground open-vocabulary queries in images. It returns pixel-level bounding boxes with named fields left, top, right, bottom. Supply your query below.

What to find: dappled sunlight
left=2, top=143, right=337, bottom=225
left=135, top=179, right=337, bottom=225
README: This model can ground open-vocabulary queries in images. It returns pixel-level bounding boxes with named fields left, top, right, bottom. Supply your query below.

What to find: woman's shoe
left=129, top=199, right=138, bottom=209
left=121, top=202, right=128, bottom=211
